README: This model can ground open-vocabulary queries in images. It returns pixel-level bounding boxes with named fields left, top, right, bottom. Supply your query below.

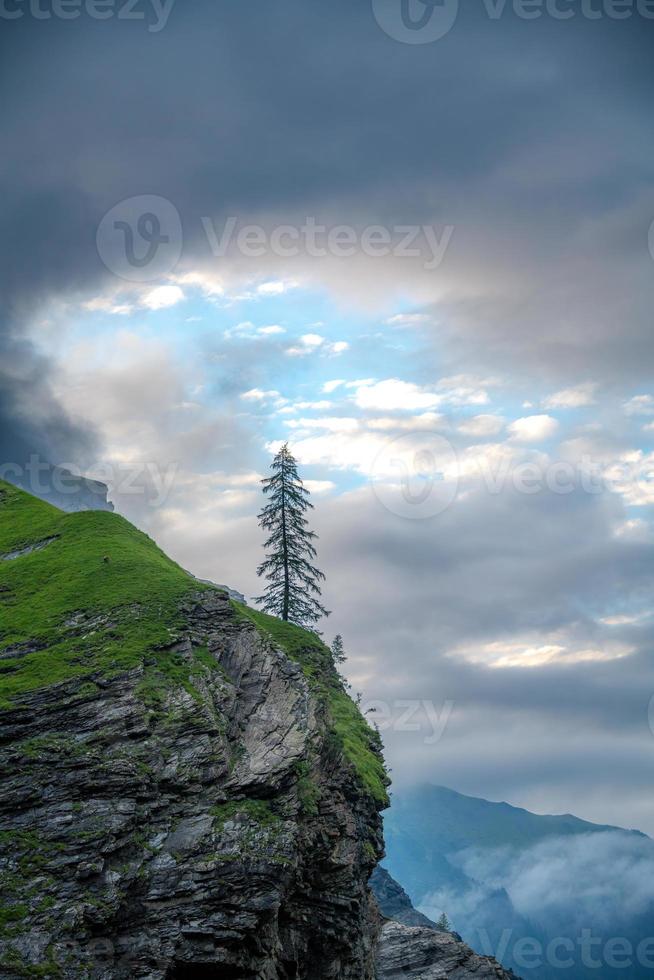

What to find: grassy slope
left=0, top=480, right=202, bottom=706
left=0, top=481, right=389, bottom=806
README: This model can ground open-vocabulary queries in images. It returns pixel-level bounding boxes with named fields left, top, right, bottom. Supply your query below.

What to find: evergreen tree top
left=255, top=443, right=329, bottom=628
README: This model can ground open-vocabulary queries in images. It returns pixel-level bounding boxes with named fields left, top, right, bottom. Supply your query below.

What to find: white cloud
left=224, top=321, right=286, bottom=340
left=322, top=379, right=345, bottom=393
left=240, top=388, right=281, bottom=403
left=141, top=284, right=185, bottom=310
left=344, top=375, right=493, bottom=413
left=330, top=340, right=349, bottom=354
left=386, top=313, right=431, bottom=327
left=301, top=333, right=325, bottom=348
left=286, top=333, right=324, bottom=356
left=172, top=271, right=224, bottom=297
left=286, top=334, right=348, bottom=357
left=543, top=383, right=597, bottom=409
left=84, top=296, right=134, bottom=316
left=508, top=414, right=559, bottom=443
left=623, top=394, right=654, bottom=416
left=278, top=400, right=333, bottom=413
left=436, top=374, right=497, bottom=406
left=601, top=450, right=654, bottom=507
left=451, top=634, right=632, bottom=669
left=256, top=279, right=296, bottom=296
left=367, top=412, right=444, bottom=431
left=353, top=379, right=442, bottom=412
left=303, top=479, right=336, bottom=495
left=458, top=414, right=506, bottom=438
left=285, top=416, right=360, bottom=433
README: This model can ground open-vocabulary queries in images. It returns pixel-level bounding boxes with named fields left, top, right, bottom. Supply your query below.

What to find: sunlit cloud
left=508, top=415, right=559, bottom=443
left=141, top=284, right=186, bottom=310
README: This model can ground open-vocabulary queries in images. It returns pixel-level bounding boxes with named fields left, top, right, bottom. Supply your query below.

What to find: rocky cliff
left=0, top=481, right=388, bottom=979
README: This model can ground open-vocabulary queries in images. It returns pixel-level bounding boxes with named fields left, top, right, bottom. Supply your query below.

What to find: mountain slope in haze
left=384, top=785, right=654, bottom=980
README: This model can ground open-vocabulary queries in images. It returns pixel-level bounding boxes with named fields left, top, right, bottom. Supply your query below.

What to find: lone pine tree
left=255, top=443, right=330, bottom=627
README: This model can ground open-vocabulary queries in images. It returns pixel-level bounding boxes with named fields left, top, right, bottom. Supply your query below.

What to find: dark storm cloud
left=0, top=331, right=97, bottom=470
left=2, top=0, right=653, bottom=386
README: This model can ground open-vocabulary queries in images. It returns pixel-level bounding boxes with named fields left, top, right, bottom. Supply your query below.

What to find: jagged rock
left=375, top=920, right=518, bottom=980
left=182, top=568, right=248, bottom=605
left=370, top=867, right=439, bottom=930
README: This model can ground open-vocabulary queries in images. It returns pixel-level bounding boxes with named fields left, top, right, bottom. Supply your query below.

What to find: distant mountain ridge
left=384, top=785, right=653, bottom=980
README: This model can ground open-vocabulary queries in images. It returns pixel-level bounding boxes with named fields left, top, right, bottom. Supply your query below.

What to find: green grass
left=0, top=903, right=28, bottom=937
left=233, top=605, right=390, bottom=807
left=0, top=480, right=203, bottom=707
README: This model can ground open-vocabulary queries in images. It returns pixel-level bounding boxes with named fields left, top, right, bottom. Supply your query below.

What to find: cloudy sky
left=2, top=1, right=654, bottom=831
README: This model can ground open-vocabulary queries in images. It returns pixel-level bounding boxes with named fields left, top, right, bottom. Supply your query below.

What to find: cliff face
left=0, top=482, right=388, bottom=979
left=370, top=866, right=441, bottom=930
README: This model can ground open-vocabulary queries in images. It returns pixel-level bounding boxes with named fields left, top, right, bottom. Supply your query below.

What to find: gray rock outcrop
left=0, top=591, right=385, bottom=979
left=375, top=920, right=518, bottom=980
